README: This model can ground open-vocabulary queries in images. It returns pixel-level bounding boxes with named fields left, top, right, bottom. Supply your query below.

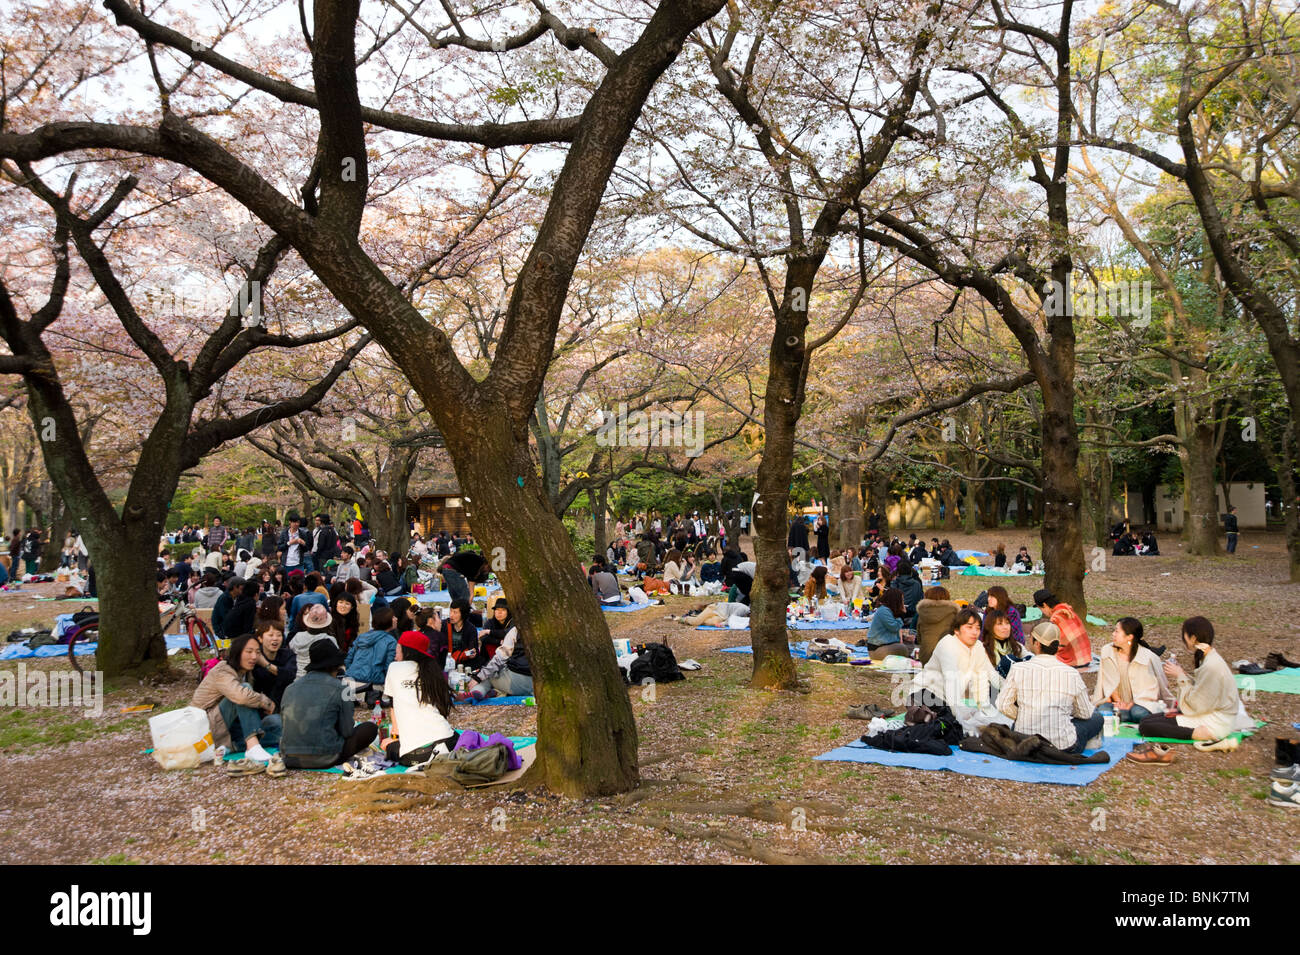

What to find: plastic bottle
left=371, top=702, right=382, bottom=724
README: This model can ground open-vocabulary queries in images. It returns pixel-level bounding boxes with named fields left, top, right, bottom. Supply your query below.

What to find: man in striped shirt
left=997, top=622, right=1103, bottom=753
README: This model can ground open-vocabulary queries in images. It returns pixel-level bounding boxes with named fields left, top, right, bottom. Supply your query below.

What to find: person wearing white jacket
left=1138, top=617, right=1250, bottom=743
left=905, top=608, right=1003, bottom=709
left=1092, top=618, right=1175, bottom=723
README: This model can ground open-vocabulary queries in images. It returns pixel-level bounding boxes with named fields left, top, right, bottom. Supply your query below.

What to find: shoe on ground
left=1194, top=735, right=1240, bottom=752
left=265, top=755, right=287, bottom=778
left=224, top=758, right=266, bottom=776
left=1266, top=781, right=1300, bottom=809
left=1125, top=744, right=1175, bottom=765
left=1265, top=651, right=1300, bottom=670
left=1269, top=763, right=1300, bottom=783
left=846, top=704, right=875, bottom=720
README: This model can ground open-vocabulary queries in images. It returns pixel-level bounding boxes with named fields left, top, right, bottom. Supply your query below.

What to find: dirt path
left=1, top=528, right=1297, bottom=864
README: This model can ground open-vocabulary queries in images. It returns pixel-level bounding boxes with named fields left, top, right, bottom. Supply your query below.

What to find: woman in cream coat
left=1092, top=618, right=1176, bottom=723
left=1137, top=617, right=1248, bottom=742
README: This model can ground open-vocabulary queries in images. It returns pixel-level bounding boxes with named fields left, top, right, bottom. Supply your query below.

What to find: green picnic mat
left=959, top=566, right=1040, bottom=577
left=1115, top=720, right=1264, bottom=745
left=1234, top=668, right=1300, bottom=695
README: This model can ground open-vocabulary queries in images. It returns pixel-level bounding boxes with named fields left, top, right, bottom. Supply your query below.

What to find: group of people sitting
left=1111, top=523, right=1160, bottom=556
left=889, top=600, right=1248, bottom=757
left=185, top=551, right=530, bottom=771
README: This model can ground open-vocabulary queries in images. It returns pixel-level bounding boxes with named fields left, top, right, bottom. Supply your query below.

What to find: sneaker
left=1269, top=763, right=1300, bottom=783
left=1266, top=781, right=1300, bottom=810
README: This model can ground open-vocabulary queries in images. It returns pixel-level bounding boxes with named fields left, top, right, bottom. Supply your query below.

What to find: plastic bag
left=149, top=706, right=215, bottom=769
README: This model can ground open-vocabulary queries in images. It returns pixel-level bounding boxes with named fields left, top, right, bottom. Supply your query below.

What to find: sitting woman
left=661, top=549, right=685, bottom=585
left=442, top=598, right=485, bottom=667
left=864, top=588, right=909, bottom=660
left=803, top=565, right=830, bottom=603
left=981, top=609, right=1028, bottom=678
left=251, top=618, right=296, bottom=709
left=279, top=638, right=378, bottom=769
left=463, top=598, right=533, bottom=699
left=867, top=566, right=894, bottom=605
left=190, top=633, right=281, bottom=763
left=983, top=586, right=1025, bottom=646
left=829, top=565, right=862, bottom=604
left=993, top=543, right=1007, bottom=568
left=380, top=632, right=458, bottom=765
left=1092, top=617, right=1175, bottom=723
left=905, top=608, right=1002, bottom=710
left=330, top=592, right=360, bottom=652
left=916, top=586, right=959, bottom=665
left=1138, top=616, right=1245, bottom=743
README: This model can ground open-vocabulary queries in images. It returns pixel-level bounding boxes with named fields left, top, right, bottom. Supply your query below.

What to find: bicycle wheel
left=187, top=618, right=219, bottom=671
left=66, top=623, right=99, bottom=674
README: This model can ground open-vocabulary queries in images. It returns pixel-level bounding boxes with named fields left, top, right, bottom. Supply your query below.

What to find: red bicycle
left=67, top=595, right=219, bottom=674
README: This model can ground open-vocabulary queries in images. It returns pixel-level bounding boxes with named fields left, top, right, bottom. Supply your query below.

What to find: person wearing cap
left=279, top=638, right=379, bottom=769
left=463, top=598, right=532, bottom=699
left=343, top=605, right=399, bottom=701
left=996, top=621, right=1102, bottom=753
left=289, top=603, right=338, bottom=683
left=1032, top=589, right=1092, bottom=668
left=381, top=631, right=458, bottom=765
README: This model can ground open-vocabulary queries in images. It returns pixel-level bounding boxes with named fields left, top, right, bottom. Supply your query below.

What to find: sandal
left=224, top=758, right=267, bottom=776
left=1194, top=736, right=1240, bottom=752
left=1125, top=744, right=1175, bottom=764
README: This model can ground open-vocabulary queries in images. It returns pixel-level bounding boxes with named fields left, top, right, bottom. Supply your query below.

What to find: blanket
left=1022, top=607, right=1109, bottom=627
left=1234, top=667, right=1300, bottom=695
left=959, top=566, right=1041, bottom=577
left=413, top=586, right=503, bottom=604
left=814, top=736, right=1136, bottom=786
left=1116, top=719, right=1264, bottom=745
left=1, top=632, right=192, bottom=660
left=697, top=617, right=869, bottom=631
left=601, top=601, right=657, bottom=612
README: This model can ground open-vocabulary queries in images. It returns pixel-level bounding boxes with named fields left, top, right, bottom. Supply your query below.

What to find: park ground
left=0, top=528, right=1298, bottom=865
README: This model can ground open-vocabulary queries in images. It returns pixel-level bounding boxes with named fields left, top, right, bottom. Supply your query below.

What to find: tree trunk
left=837, top=460, right=863, bottom=550
left=1180, top=425, right=1221, bottom=556
left=1015, top=483, right=1028, bottom=528
left=962, top=479, right=978, bottom=535
left=941, top=482, right=959, bottom=531
left=593, top=482, right=608, bottom=555
left=87, top=523, right=169, bottom=675
left=444, top=414, right=638, bottom=795
left=1040, top=392, right=1087, bottom=617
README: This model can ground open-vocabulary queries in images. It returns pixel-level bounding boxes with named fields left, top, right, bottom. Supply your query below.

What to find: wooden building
left=408, top=485, right=472, bottom=536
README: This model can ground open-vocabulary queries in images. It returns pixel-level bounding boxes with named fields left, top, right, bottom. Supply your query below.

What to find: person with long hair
left=803, top=565, right=830, bottom=602
left=1091, top=618, right=1175, bottom=724
left=190, top=633, right=280, bottom=762
left=983, top=586, right=1025, bottom=646
left=981, top=608, right=1027, bottom=678
left=331, top=591, right=360, bottom=652
left=381, top=632, right=458, bottom=765
left=865, top=588, right=908, bottom=659
left=1136, top=617, right=1246, bottom=745
left=829, top=564, right=862, bottom=604
left=993, top=543, right=1007, bottom=568
left=906, top=608, right=1003, bottom=709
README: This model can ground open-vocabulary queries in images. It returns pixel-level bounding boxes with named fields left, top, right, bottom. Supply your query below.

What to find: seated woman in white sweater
left=904, top=608, right=1003, bottom=709
left=1137, top=617, right=1246, bottom=742
left=828, top=565, right=863, bottom=604
left=1091, top=617, right=1175, bottom=723
left=661, top=549, right=685, bottom=585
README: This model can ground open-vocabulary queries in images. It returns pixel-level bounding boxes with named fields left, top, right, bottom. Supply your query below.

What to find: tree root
left=623, top=814, right=830, bottom=865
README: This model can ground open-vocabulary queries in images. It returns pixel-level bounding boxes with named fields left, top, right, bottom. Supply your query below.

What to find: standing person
left=260, top=520, right=278, bottom=559
left=206, top=517, right=230, bottom=554
left=1223, top=506, right=1239, bottom=554
left=787, top=516, right=810, bottom=559
left=236, top=526, right=255, bottom=556
left=814, top=515, right=830, bottom=561
left=21, top=528, right=43, bottom=575
left=278, top=517, right=309, bottom=574
left=311, top=513, right=339, bottom=571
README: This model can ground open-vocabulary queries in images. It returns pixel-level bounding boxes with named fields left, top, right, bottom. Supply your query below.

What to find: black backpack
left=628, top=642, right=685, bottom=685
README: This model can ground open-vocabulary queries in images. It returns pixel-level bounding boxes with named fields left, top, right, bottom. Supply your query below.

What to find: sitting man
left=997, top=622, right=1102, bottom=754
left=1012, top=546, right=1033, bottom=571
left=1032, top=588, right=1091, bottom=668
